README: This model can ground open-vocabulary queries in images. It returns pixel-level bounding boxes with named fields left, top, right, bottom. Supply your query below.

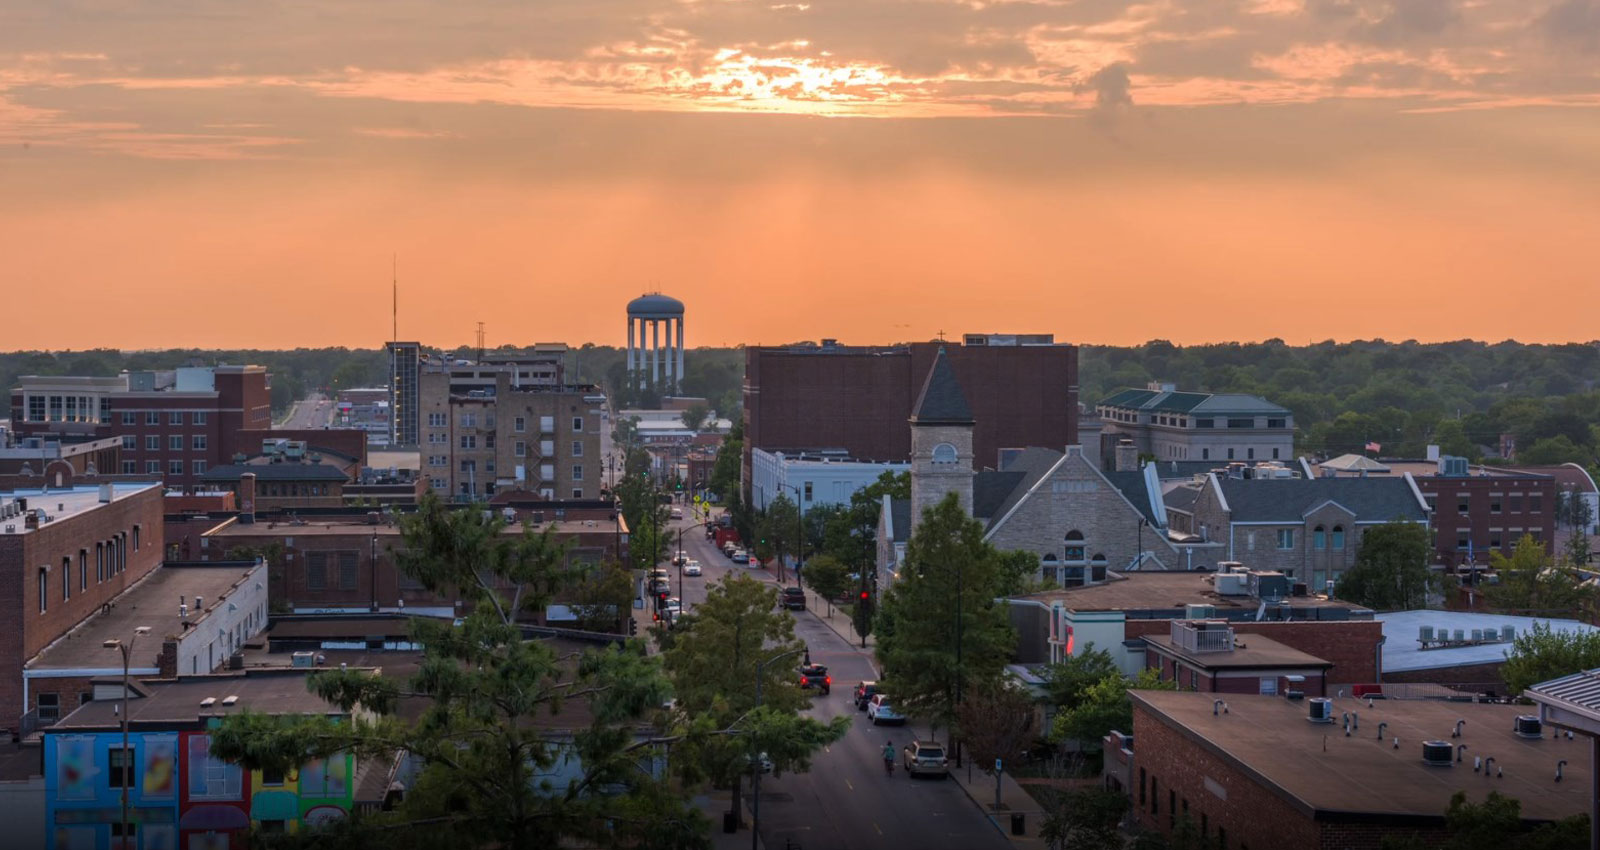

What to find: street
left=662, top=516, right=1012, bottom=850
left=278, top=392, right=333, bottom=429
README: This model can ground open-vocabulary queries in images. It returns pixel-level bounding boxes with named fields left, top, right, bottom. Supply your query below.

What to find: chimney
left=239, top=472, right=256, bottom=525
left=1114, top=439, right=1138, bottom=473
left=98, top=483, right=113, bottom=504
left=1426, top=444, right=1440, bottom=462
left=194, top=595, right=204, bottom=611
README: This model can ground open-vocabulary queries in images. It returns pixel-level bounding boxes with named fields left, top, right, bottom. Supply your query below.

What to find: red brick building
left=1120, top=691, right=1589, bottom=850
left=10, top=367, right=367, bottom=491
left=1142, top=619, right=1333, bottom=696
left=0, top=480, right=165, bottom=732
left=742, top=335, right=1078, bottom=494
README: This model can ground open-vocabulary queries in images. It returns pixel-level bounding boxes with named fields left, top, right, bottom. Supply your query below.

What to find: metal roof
left=626, top=293, right=685, bottom=317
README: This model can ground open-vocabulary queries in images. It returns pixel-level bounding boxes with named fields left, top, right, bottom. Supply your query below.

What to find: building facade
left=418, top=364, right=603, bottom=500
left=748, top=448, right=908, bottom=512
left=386, top=341, right=421, bottom=448
left=1096, top=383, right=1295, bottom=464
left=743, top=335, right=1079, bottom=494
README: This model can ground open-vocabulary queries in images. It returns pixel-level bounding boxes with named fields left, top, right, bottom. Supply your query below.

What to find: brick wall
left=1124, top=620, right=1382, bottom=683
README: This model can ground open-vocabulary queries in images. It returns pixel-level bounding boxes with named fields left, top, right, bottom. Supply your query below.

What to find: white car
left=663, top=598, right=683, bottom=618
left=683, top=561, right=702, bottom=577
left=867, top=694, right=905, bottom=726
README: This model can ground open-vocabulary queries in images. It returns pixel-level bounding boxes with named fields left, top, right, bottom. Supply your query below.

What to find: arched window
left=1332, top=525, right=1346, bottom=549
left=1312, top=525, right=1326, bottom=550
left=1064, top=531, right=1086, bottom=562
left=1090, top=553, right=1109, bottom=583
left=931, top=443, right=958, bottom=465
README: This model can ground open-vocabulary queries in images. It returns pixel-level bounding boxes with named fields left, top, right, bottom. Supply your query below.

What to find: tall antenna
left=391, top=253, right=398, bottom=342
left=476, top=321, right=486, bottom=361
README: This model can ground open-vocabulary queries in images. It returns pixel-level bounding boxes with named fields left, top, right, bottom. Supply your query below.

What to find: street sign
left=995, top=759, right=1002, bottom=773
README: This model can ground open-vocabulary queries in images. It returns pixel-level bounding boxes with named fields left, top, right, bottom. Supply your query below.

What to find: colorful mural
left=45, top=732, right=182, bottom=850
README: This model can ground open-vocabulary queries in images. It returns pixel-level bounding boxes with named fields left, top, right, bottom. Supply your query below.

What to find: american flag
left=1365, top=441, right=1382, bottom=454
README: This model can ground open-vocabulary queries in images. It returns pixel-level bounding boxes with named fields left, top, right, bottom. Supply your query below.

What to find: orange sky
left=2, top=0, right=1598, bottom=350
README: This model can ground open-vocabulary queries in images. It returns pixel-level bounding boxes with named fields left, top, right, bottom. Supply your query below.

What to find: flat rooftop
left=1378, top=610, right=1600, bottom=674
left=1134, top=691, right=1591, bottom=822
left=29, top=562, right=263, bottom=670
left=1023, top=572, right=1372, bottom=618
left=1312, top=459, right=1551, bottom=480
left=206, top=516, right=619, bottom=538
left=1144, top=633, right=1332, bottom=670
left=52, top=669, right=349, bottom=731
left=0, top=481, right=163, bottom=536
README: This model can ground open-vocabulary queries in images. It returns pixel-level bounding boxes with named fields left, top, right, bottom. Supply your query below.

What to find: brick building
left=418, top=362, right=603, bottom=501
left=0, top=435, right=121, bottom=483
left=9, top=367, right=367, bottom=490
left=742, top=334, right=1079, bottom=495
left=1119, top=691, right=1590, bottom=850
left=0, top=481, right=165, bottom=731
left=1143, top=619, right=1333, bottom=696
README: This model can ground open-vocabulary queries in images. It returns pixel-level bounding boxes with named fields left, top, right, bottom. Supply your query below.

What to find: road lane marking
left=844, top=778, right=853, bottom=791
left=873, top=822, right=882, bottom=835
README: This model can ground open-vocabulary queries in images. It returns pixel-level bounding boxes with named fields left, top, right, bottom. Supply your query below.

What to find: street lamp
left=750, top=645, right=806, bottom=850
left=104, top=625, right=151, bottom=850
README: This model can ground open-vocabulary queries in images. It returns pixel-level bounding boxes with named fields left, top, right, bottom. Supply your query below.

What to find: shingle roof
left=973, top=470, right=1025, bottom=520
left=1163, top=485, right=1202, bottom=512
left=982, top=447, right=1064, bottom=528
left=910, top=347, right=974, bottom=425
left=1098, top=387, right=1288, bottom=416
left=1218, top=477, right=1426, bottom=523
left=1102, top=470, right=1160, bottom=524
left=200, top=463, right=349, bottom=482
left=888, top=498, right=912, bottom=543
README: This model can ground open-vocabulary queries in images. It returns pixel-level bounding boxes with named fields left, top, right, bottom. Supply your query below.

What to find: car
left=852, top=681, right=880, bottom=711
left=779, top=586, right=807, bottom=610
left=731, top=549, right=750, bottom=564
left=649, top=568, right=670, bottom=581
left=749, top=752, right=773, bottom=775
left=663, top=598, right=682, bottom=618
left=650, top=578, right=671, bottom=595
left=684, top=561, right=702, bottom=577
left=902, top=741, right=949, bottom=778
left=797, top=664, right=831, bottom=695
left=670, top=508, right=683, bottom=519
left=867, top=694, right=905, bottom=726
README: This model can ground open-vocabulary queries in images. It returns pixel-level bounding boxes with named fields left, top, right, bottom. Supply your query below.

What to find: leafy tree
left=875, top=493, right=1018, bottom=743
left=1334, top=520, right=1437, bottom=610
left=679, top=403, right=710, bottom=434
left=1040, top=786, right=1130, bottom=850
left=661, top=574, right=849, bottom=823
left=1041, top=645, right=1121, bottom=711
left=1487, top=535, right=1597, bottom=617
left=759, top=493, right=800, bottom=577
left=569, top=560, right=635, bottom=633
left=995, top=549, right=1047, bottom=596
left=210, top=497, right=702, bottom=850
left=800, top=554, right=850, bottom=614
left=1520, top=436, right=1589, bottom=465
left=706, top=419, right=743, bottom=500
left=955, top=681, right=1036, bottom=780
left=615, top=473, right=669, bottom=571
left=1051, top=669, right=1173, bottom=749
left=1501, top=622, right=1600, bottom=694
left=1434, top=790, right=1589, bottom=850
left=1557, top=488, right=1594, bottom=567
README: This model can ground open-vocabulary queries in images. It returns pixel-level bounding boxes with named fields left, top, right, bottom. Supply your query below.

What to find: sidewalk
left=947, top=758, right=1049, bottom=849
left=694, top=790, right=764, bottom=850
left=800, top=585, right=875, bottom=651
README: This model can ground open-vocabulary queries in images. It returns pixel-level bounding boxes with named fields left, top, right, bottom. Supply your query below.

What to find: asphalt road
left=278, top=393, right=333, bottom=429
left=661, top=518, right=1012, bottom=850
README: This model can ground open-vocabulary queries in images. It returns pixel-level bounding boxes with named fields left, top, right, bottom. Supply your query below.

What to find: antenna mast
left=476, top=322, right=486, bottom=361
left=391, top=254, right=398, bottom=342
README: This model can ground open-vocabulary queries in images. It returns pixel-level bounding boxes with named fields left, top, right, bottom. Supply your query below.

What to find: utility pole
left=103, top=626, right=150, bottom=849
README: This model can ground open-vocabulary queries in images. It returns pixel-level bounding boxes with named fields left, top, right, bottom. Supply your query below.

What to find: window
left=460, top=435, right=476, bottom=449
left=1312, top=526, right=1326, bottom=550
left=37, top=693, right=59, bottom=722
left=64, top=396, right=77, bottom=421
left=540, top=415, right=555, bottom=432
left=97, top=544, right=105, bottom=583
left=28, top=396, right=46, bottom=421
left=79, top=551, right=87, bottom=592
left=146, top=461, right=161, bottom=474
left=1272, top=448, right=1280, bottom=459
left=167, top=435, right=181, bottom=451
left=1259, top=677, right=1278, bottom=695
left=1201, top=448, right=1209, bottom=460
left=170, top=411, right=184, bottom=425
left=428, top=412, right=447, bottom=427
left=459, top=413, right=476, bottom=429
left=1228, top=418, right=1254, bottom=428
left=1510, top=493, right=1523, bottom=513
left=110, top=746, right=135, bottom=788
left=1227, top=448, right=1235, bottom=460
left=38, top=568, right=47, bottom=614
left=572, top=465, right=583, bottom=481
left=484, top=433, right=496, bottom=450
left=187, top=735, right=243, bottom=800
left=145, top=435, right=160, bottom=451
left=145, top=411, right=160, bottom=425
left=514, top=441, right=526, bottom=457
left=572, top=416, right=584, bottom=431
left=931, top=443, right=958, bottom=465
left=514, top=416, right=526, bottom=432
left=1331, top=526, right=1345, bottom=549
left=1531, top=494, right=1544, bottom=513
left=1490, top=529, right=1503, bottom=549
left=192, top=435, right=207, bottom=450
left=338, top=552, right=359, bottom=590
left=1457, top=531, right=1471, bottom=551
left=1247, top=448, right=1255, bottom=460
left=460, top=460, right=476, bottom=474
left=571, top=441, right=583, bottom=457
left=1139, top=768, right=1147, bottom=805
left=169, top=460, right=184, bottom=475
left=121, top=435, right=137, bottom=451
left=572, top=488, right=584, bottom=498
left=111, top=823, right=138, bottom=840
left=540, top=439, right=555, bottom=456
left=193, top=460, right=207, bottom=475
left=1490, top=495, right=1503, bottom=514
left=306, top=553, right=327, bottom=590
left=804, top=481, right=813, bottom=502
left=1425, top=495, right=1437, bottom=513
left=540, top=464, right=555, bottom=481
left=120, top=461, right=135, bottom=474
left=1267, top=418, right=1286, bottom=428
left=193, top=411, right=207, bottom=425
left=1276, top=529, right=1295, bottom=549
left=1458, top=494, right=1471, bottom=514
left=1195, top=418, right=1214, bottom=429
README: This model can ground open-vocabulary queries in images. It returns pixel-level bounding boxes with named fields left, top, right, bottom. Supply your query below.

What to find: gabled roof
left=910, top=347, right=974, bottom=425
left=1320, top=453, right=1391, bottom=473
left=973, top=469, right=1026, bottom=520
left=1217, top=477, right=1427, bottom=523
left=1102, top=470, right=1161, bottom=525
left=981, top=447, right=1064, bottom=527
left=887, top=498, right=912, bottom=543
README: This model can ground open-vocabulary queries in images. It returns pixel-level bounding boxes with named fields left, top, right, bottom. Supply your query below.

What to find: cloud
left=1539, top=0, right=1600, bottom=53
left=1080, top=62, right=1133, bottom=110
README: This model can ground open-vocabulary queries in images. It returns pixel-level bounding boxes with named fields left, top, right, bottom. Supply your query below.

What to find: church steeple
left=911, top=346, right=974, bottom=426
left=909, top=347, right=975, bottom=532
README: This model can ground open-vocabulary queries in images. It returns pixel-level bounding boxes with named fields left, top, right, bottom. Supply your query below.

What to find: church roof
left=910, top=347, right=974, bottom=426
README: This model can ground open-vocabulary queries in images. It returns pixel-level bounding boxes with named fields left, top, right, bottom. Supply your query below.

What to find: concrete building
left=626, top=294, right=686, bottom=396
left=0, top=434, right=121, bottom=484
left=1097, top=383, right=1294, bottom=465
left=1311, top=455, right=1557, bottom=572
left=24, top=559, right=267, bottom=724
left=0, top=481, right=165, bottom=732
left=1121, top=691, right=1590, bottom=850
left=386, top=341, right=421, bottom=448
left=749, top=448, right=908, bottom=511
left=418, top=361, right=603, bottom=501
left=743, top=335, right=1079, bottom=493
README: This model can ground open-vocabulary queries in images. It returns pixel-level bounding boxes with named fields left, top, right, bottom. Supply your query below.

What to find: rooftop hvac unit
left=1308, top=698, right=1334, bottom=723
left=1185, top=604, right=1217, bottom=620
left=200, top=697, right=217, bottom=707
left=292, top=651, right=316, bottom=668
left=1421, top=741, right=1454, bottom=767
left=1439, top=456, right=1469, bottom=477
left=1515, top=715, right=1543, bottom=739
left=1248, top=571, right=1290, bottom=600
left=221, top=695, right=239, bottom=706
left=1502, top=625, right=1516, bottom=641
left=1419, top=625, right=1435, bottom=642
left=1214, top=573, right=1248, bottom=596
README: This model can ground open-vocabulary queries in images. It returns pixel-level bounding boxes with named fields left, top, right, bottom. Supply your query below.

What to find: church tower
left=909, top=347, right=975, bottom=534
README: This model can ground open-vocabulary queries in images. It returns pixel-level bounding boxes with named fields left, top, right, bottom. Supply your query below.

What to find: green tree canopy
left=1334, top=519, right=1437, bottom=611
left=1051, top=669, right=1173, bottom=749
left=1501, top=622, right=1600, bottom=695
left=1487, top=535, right=1597, bottom=616
left=1041, top=645, right=1121, bottom=711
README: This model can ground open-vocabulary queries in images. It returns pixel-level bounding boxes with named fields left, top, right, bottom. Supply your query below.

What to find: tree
left=875, top=493, right=1017, bottom=743
left=1486, top=535, right=1597, bottom=617
left=1520, top=435, right=1591, bottom=466
left=1334, top=520, right=1437, bottom=610
left=661, top=574, right=849, bottom=823
left=1501, top=622, right=1600, bottom=694
left=1557, top=488, right=1594, bottom=567
left=569, top=560, right=635, bottom=633
left=1041, top=787, right=1132, bottom=850
left=679, top=403, right=710, bottom=433
left=1051, top=669, right=1173, bottom=749
left=1041, top=645, right=1121, bottom=711
left=707, top=420, right=743, bottom=500
left=995, top=549, right=1046, bottom=596
left=955, top=681, right=1036, bottom=780
left=759, top=494, right=799, bottom=577
left=615, top=472, right=669, bottom=571
left=800, top=554, right=850, bottom=614
left=210, top=496, right=703, bottom=850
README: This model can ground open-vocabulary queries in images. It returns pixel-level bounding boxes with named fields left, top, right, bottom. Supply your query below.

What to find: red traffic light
left=860, top=591, right=869, bottom=600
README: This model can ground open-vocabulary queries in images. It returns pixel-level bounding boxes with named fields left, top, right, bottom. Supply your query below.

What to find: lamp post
left=103, top=625, right=150, bottom=850
left=750, top=646, right=805, bottom=849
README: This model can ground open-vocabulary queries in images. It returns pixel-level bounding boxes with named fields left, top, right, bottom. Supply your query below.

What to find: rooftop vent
left=200, top=697, right=217, bottom=707
left=1308, top=697, right=1334, bottom=723
left=1422, top=740, right=1454, bottom=767
left=1515, top=715, right=1543, bottom=739
left=221, top=695, right=238, bottom=706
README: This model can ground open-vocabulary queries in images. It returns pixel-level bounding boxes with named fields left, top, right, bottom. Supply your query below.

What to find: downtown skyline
left=1, top=0, right=1598, bottom=350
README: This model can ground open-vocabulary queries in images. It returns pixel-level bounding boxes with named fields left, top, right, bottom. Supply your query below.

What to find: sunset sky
left=2, top=0, right=1597, bottom=350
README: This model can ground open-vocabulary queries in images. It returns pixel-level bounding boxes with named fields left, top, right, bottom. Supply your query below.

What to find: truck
left=712, top=526, right=742, bottom=549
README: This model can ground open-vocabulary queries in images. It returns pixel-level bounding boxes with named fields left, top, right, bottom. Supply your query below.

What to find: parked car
left=670, top=507, right=683, bottom=519
left=797, top=664, right=831, bottom=695
left=731, top=549, right=750, bottom=564
left=852, top=681, right=880, bottom=711
left=663, top=597, right=682, bottom=618
left=902, top=741, right=949, bottom=778
left=867, top=694, right=905, bottom=726
left=780, top=587, right=807, bottom=610
left=684, top=561, right=702, bottom=577
left=651, top=578, right=671, bottom=595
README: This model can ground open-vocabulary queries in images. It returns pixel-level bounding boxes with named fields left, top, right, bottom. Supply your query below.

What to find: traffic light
left=860, top=590, right=869, bottom=601
left=628, top=618, right=638, bottom=636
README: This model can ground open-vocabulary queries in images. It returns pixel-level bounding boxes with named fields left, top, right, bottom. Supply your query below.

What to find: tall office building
left=387, top=341, right=421, bottom=448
